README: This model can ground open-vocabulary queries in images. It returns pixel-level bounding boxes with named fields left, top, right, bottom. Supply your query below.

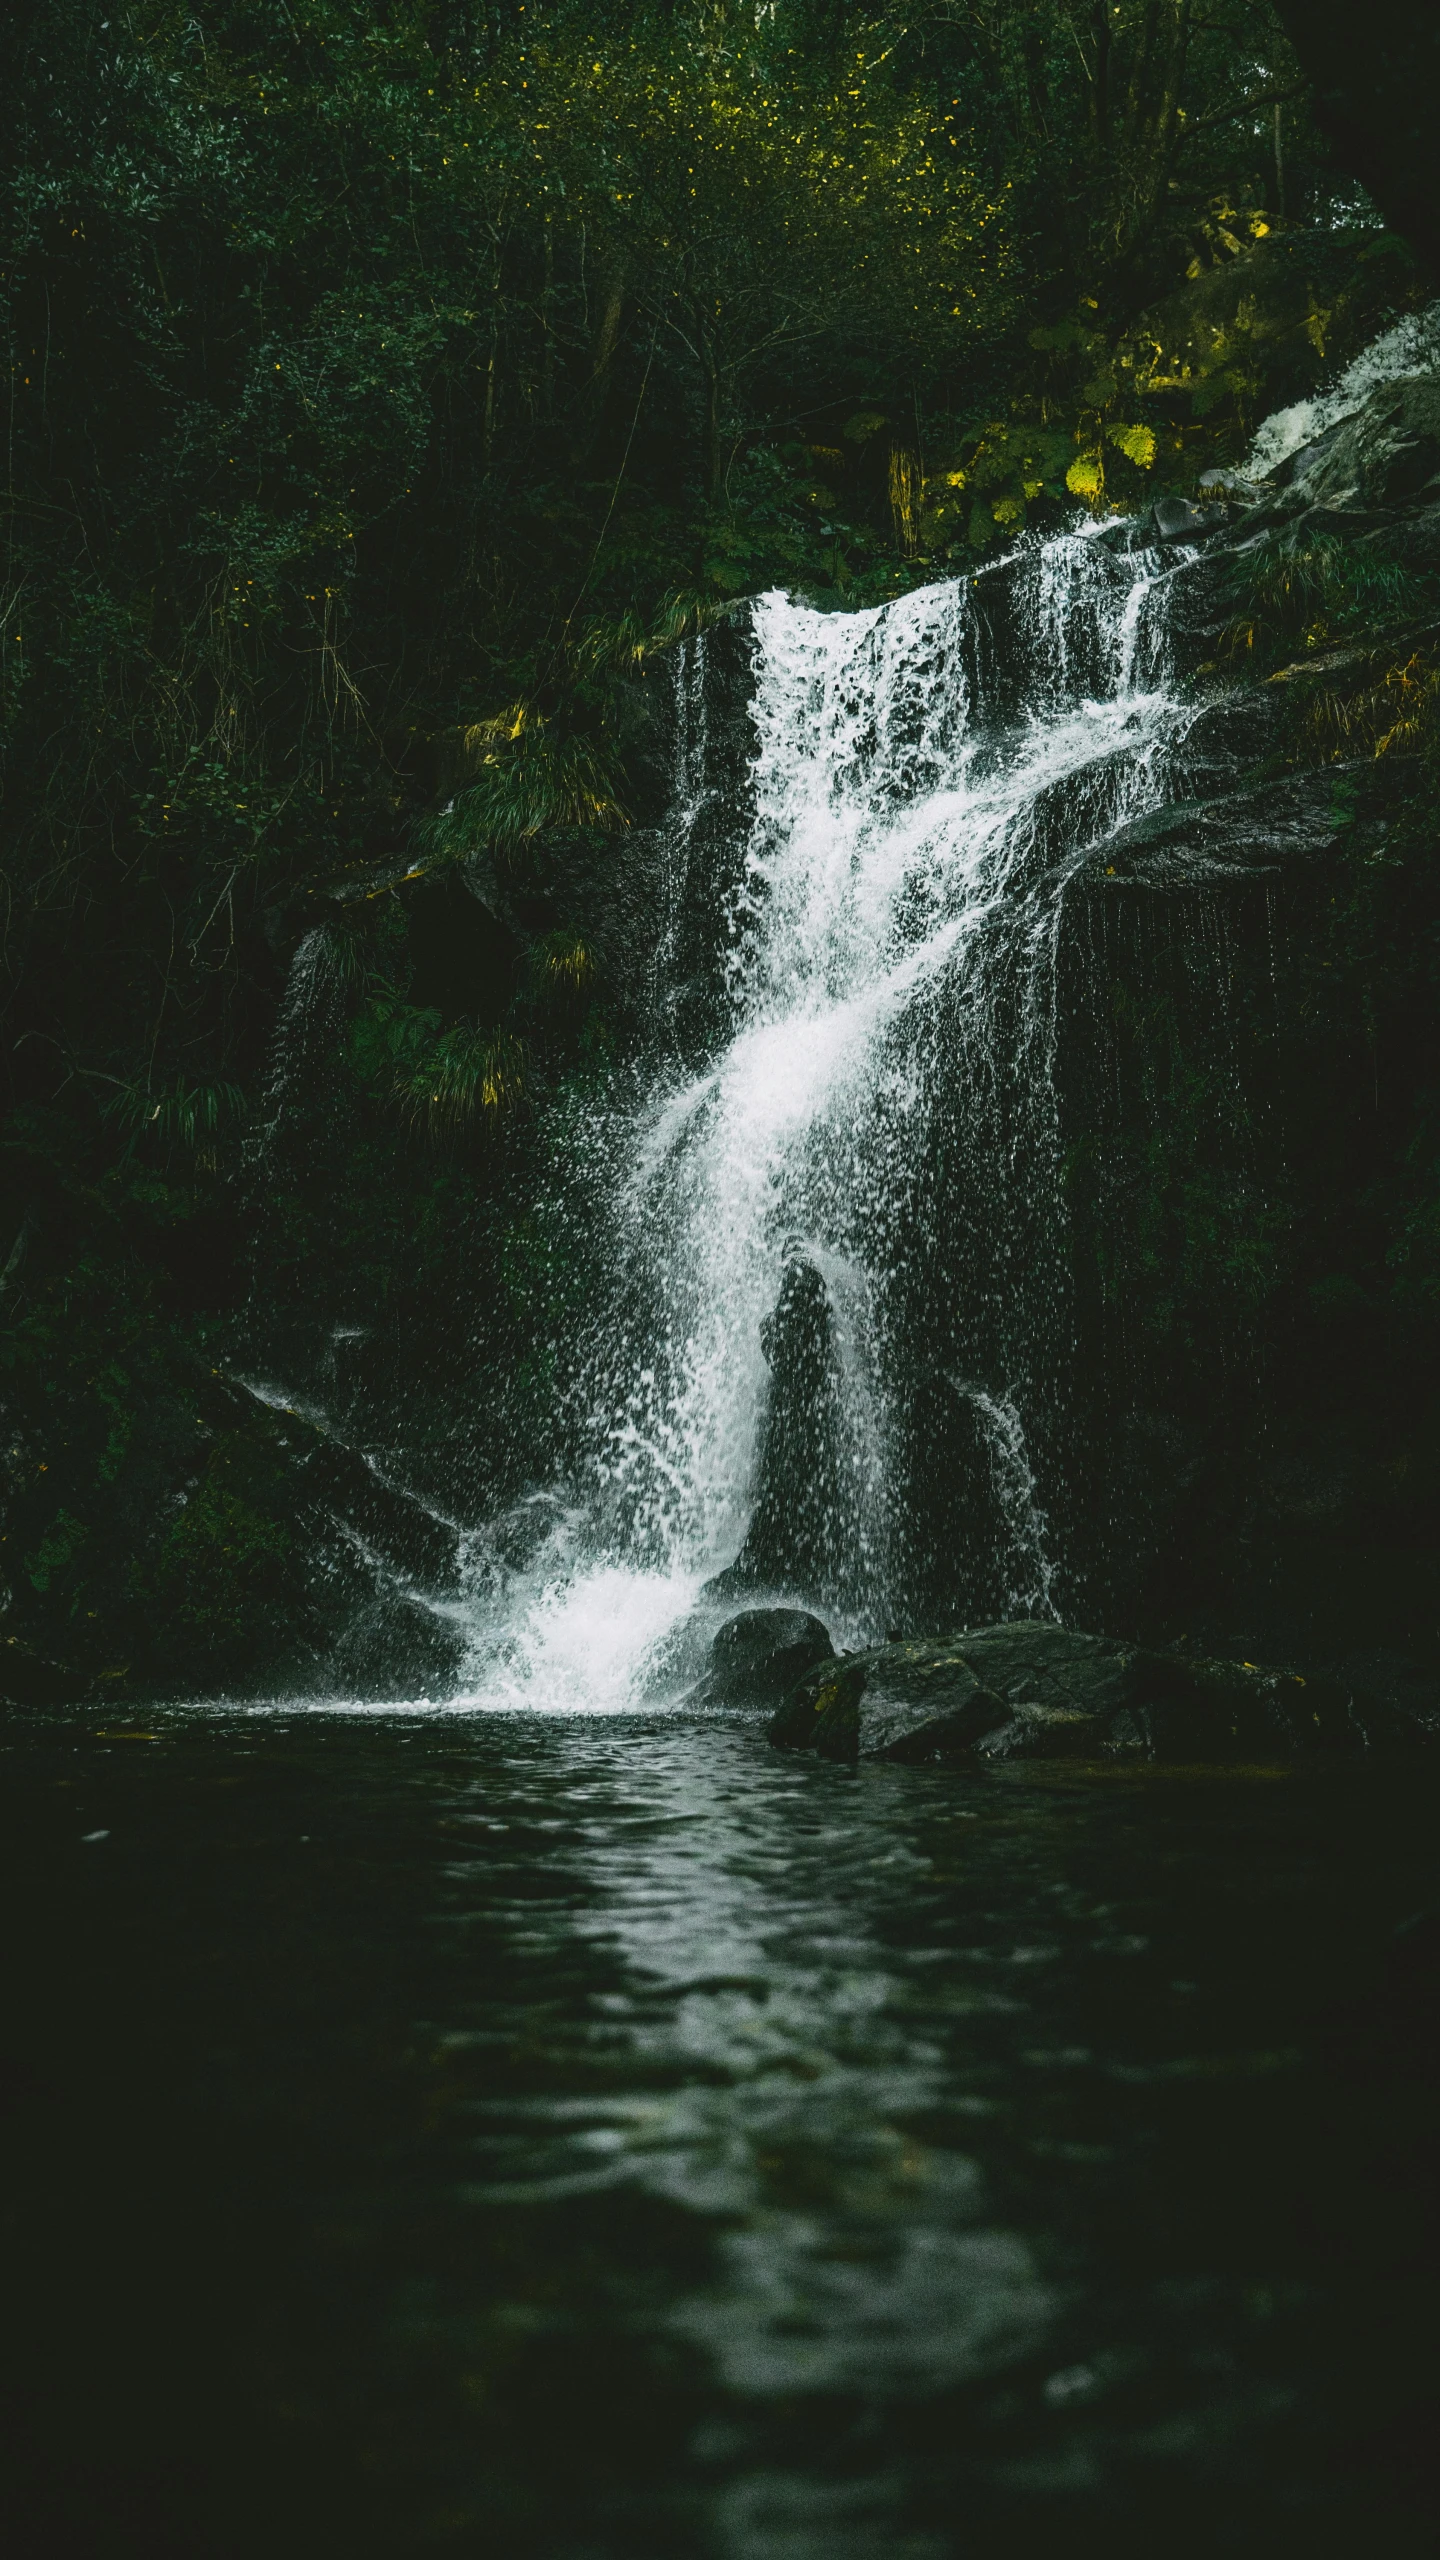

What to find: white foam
left=452, top=1558, right=708, bottom=1714
left=1246, top=300, right=1440, bottom=479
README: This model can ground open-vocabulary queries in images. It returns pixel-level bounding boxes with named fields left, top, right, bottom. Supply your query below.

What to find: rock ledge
left=767, top=1622, right=1433, bottom=1764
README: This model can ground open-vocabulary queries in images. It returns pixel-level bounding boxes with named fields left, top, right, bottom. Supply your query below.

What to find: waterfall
left=951, top=1383, right=1058, bottom=1625
left=459, top=528, right=1193, bottom=1708
left=1244, top=298, right=1440, bottom=479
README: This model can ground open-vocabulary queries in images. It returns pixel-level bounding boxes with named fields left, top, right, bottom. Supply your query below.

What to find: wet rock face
left=769, top=1621, right=1436, bottom=1765
left=1092, top=762, right=1379, bottom=888
left=0, top=1357, right=476, bottom=1707
left=1148, top=494, right=1216, bottom=545
left=1289, top=374, right=1440, bottom=512
left=950, top=1622, right=1145, bottom=1718
left=688, top=1606, right=836, bottom=1708
left=707, top=1253, right=872, bottom=1615
left=638, top=609, right=760, bottom=1062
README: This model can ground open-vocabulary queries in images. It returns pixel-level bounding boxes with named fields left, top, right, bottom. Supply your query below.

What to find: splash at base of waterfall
left=453, top=1552, right=712, bottom=1716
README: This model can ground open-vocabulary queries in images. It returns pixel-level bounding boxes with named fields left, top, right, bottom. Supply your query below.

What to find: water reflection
left=454, top=1731, right=1052, bottom=2407
left=3, top=1709, right=1436, bottom=2557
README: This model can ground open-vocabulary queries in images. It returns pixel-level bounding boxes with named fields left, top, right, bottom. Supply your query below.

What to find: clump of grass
left=534, top=932, right=594, bottom=999
left=573, top=591, right=731, bottom=670
left=1224, top=533, right=1430, bottom=669
left=1297, top=648, right=1440, bottom=762
left=422, top=702, right=627, bottom=863
left=1221, top=531, right=1440, bottom=762
left=103, top=1075, right=248, bottom=1169
left=393, top=1025, right=525, bottom=1135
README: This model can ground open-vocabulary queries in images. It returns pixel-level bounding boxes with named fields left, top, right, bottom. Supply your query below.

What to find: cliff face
left=1052, top=372, right=1440, bottom=1692
left=663, top=365, right=1440, bottom=1704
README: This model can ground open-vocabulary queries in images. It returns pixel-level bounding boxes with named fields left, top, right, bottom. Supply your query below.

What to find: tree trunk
left=1092, top=3, right=1111, bottom=146
left=694, top=306, right=721, bottom=506
left=1272, top=1, right=1440, bottom=276
left=540, top=216, right=555, bottom=420
left=591, top=262, right=625, bottom=381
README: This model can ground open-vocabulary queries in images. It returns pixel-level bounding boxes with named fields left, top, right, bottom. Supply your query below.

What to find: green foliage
left=1220, top=534, right=1440, bottom=769
left=1299, top=652, right=1440, bottom=765
left=25, top=1509, right=90, bottom=1596
left=144, top=1434, right=297, bottom=1661
left=102, top=1078, right=250, bottom=1170
left=394, top=1025, right=528, bottom=1133
left=425, top=709, right=628, bottom=863
left=352, top=994, right=526, bottom=1135
left=1227, top=533, right=1430, bottom=663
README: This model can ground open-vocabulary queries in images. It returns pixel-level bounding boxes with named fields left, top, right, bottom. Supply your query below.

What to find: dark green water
left=3, top=1708, right=1436, bottom=2558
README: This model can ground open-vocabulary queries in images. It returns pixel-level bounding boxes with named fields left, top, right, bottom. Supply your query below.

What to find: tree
left=1271, top=0, right=1440, bottom=277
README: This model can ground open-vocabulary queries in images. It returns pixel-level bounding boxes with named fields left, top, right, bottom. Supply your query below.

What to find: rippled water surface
left=4, top=1709, right=1437, bottom=2557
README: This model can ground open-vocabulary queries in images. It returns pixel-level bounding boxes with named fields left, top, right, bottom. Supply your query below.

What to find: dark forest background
left=4, top=1, right=1440, bottom=1694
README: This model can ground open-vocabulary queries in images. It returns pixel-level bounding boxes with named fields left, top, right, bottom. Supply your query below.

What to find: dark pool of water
left=3, top=1708, right=1437, bottom=2557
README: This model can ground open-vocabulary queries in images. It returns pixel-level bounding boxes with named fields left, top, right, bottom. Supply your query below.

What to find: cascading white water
left=953, top=1383, right=1058, bottom=1625
left=457, top=527, right=1193, bottom=1710
left=1244, top=298, right=1440, bottom=479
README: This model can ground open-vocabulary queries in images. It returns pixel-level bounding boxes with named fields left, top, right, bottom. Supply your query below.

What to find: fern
left=103, top=1076, right=248, bottom=1168
left=393, top=1025, right=526, bottom=1135
left=422, top=702, right=627, bottom=862
left=536, top=933, right=594, bottom=995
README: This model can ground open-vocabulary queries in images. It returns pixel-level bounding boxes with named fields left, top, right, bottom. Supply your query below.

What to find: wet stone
left=942, top=1623, right=1145, bottom=1722
left=766, top=1620, right=1429, bottom=1766
left=1150, top=493, right=1215, bottom=543
left=1288, top=371, right=1440, bottom=511
left=689, top=1607, right=836, bottom=1709
left=768, top=1655, right=867, bottom=1750
left=775, top=1641, right=1010, bottom=1765
left=1114, top=1654, right=1373, bottom=1761
left=971, top=1701, right=1109, bottom=1761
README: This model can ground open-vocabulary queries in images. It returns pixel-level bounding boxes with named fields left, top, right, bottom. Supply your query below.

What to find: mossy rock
left=772, top=1641, right=1009, bottom=1764
left=769, top=1656, right=866, bottom=1749
left=767, top=1621, right=1430, bottom=1765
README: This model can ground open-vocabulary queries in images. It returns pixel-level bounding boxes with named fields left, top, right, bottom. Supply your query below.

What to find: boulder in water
left=768, top=1620, right=1433, bottom=1763
left=959, top=1624, right=1375, bottom=1758
left=768, top=1653, right=867, bottom=1749
left=935, top=1622, right=1142, bottom=1720
left=1100, top=1650, right=1375, bottom=1761
left=971, top=1700, right=1114, bottom=1760
left=1150, top=494, right=1214, bottom=544
left=816, top=1645, right=1010, bottom=1765
left=688, top=1606, right=836, bottom=1709
left=771, top=1639, right=1008, bottom=1764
